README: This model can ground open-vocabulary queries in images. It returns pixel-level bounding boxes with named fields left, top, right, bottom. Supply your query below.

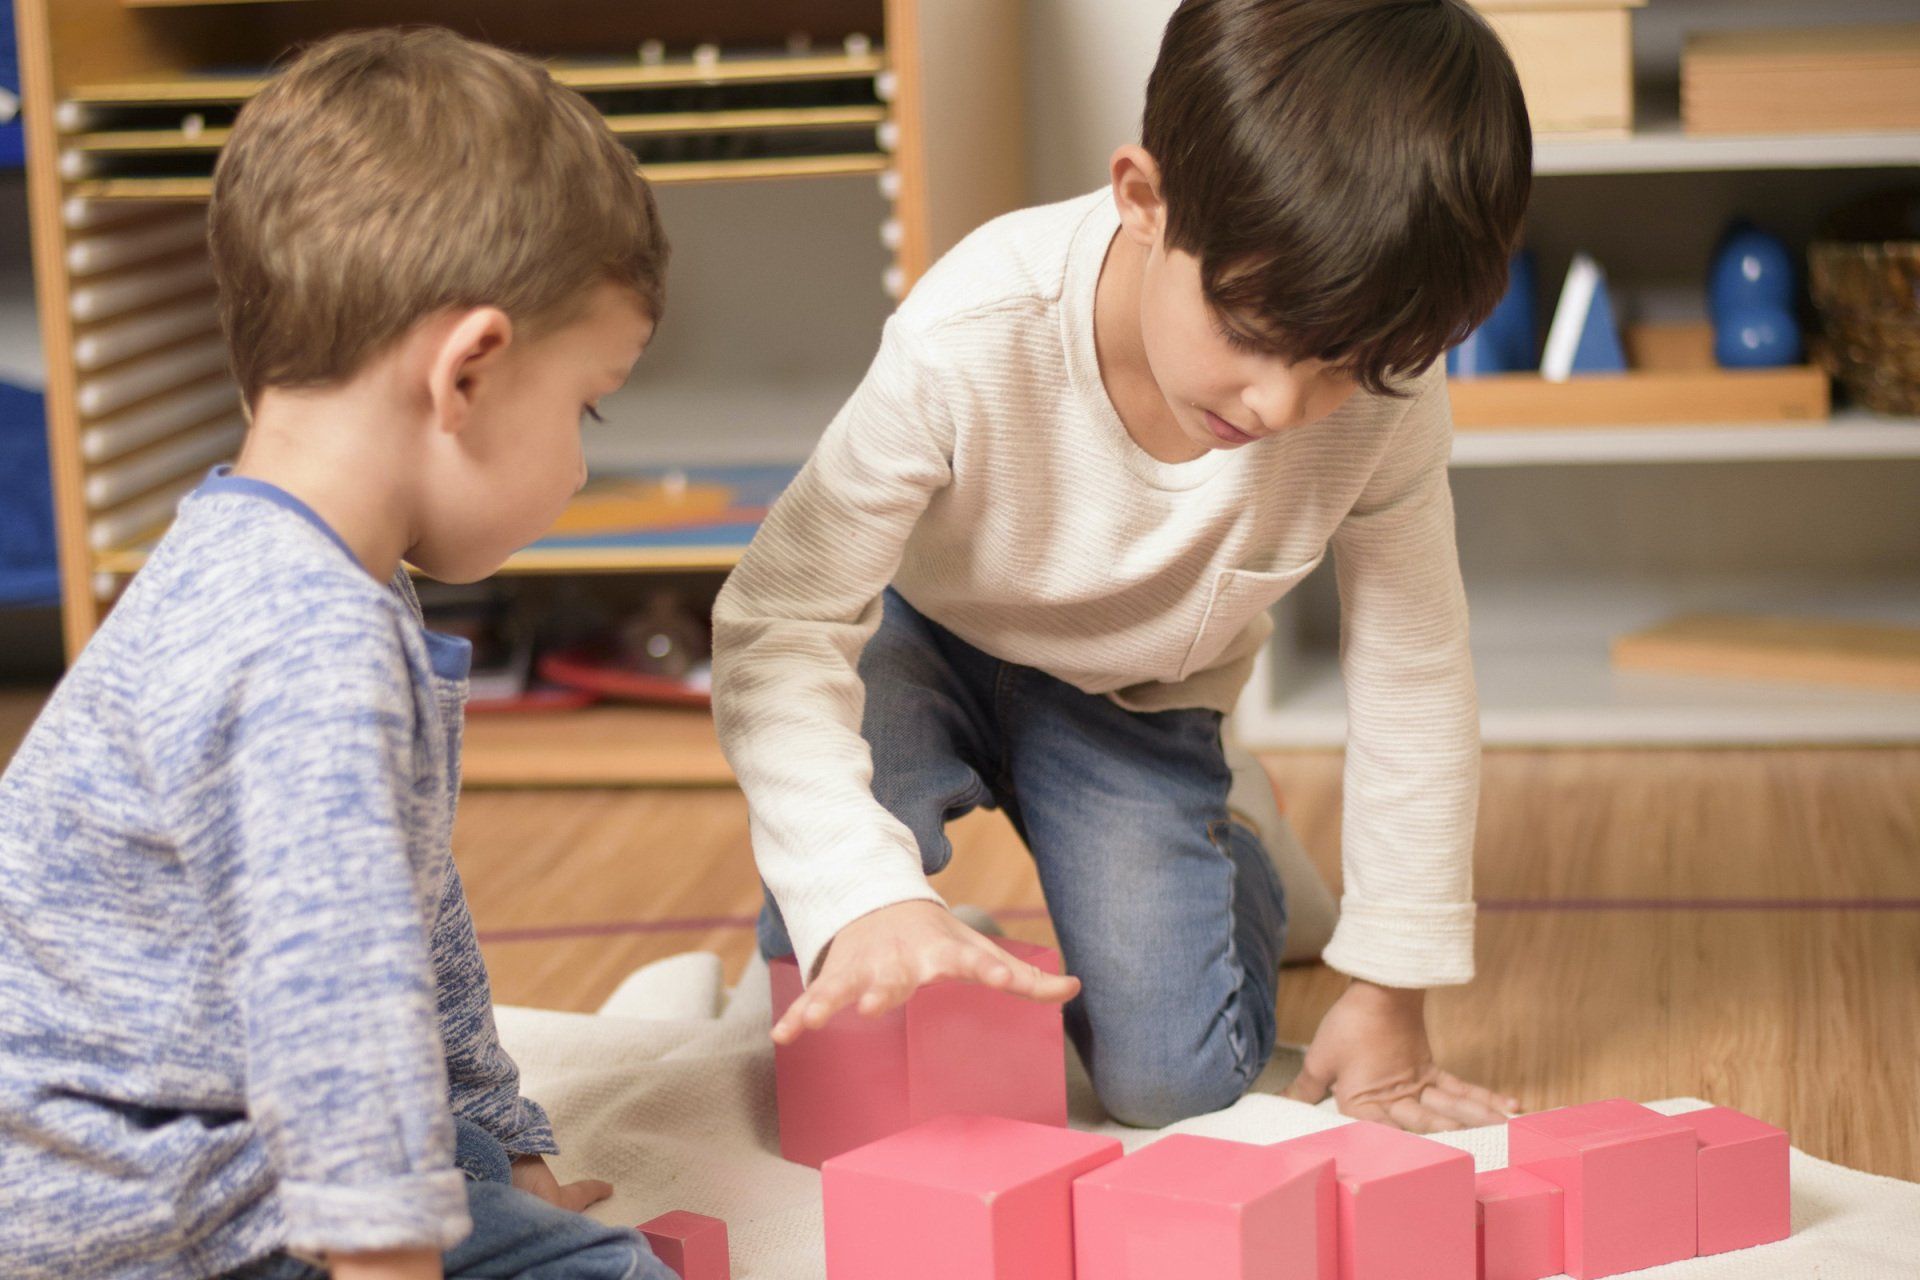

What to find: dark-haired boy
left=714, top=0, right=1532, bottom=1132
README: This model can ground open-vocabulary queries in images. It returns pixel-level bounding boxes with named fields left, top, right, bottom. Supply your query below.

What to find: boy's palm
left=1283, top=980, right=1519, bottom=1134
left=770, top=901, right=1081, bottom=1044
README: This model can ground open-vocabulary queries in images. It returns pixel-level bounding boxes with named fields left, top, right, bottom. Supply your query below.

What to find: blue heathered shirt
left=0, top=470, right=555, bottom=1277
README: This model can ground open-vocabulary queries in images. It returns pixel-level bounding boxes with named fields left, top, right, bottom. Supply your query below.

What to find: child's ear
left=1110, top=144, right=1167, bottom=249
left=426, top=306, right=514, bottom=436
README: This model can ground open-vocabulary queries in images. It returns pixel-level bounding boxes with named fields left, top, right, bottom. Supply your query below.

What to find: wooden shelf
left=65, top=51, right=888, bottom=108
left=1449, top=412, right=1920, bottom=467
left=462, top=703, right=732, bottom=788
left=1237, top=574, right=1920, bottom=748
left=67, top=152, right=891, bottom=202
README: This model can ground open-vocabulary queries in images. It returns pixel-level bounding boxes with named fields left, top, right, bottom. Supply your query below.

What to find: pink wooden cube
left=769, top=939, right=1068, bottom=1167
left=1508, top=1099, right=1697, bottom=1279
left=1270, top=1121, right=1476, bottom=1280
left=637, top=1210, right=728, bottom=1280
left=1674, top=1107, right=1790, bottom=1255
left=822, top=1113, right=1123, bottom=1280
left=1073, top=1133, right=1336, bottom=1280
left=1475, top=1168, right=1564, bottom=1280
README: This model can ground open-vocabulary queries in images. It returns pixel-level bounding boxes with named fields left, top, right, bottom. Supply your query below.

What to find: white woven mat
left=497, top=952, right=1918, bottom=1279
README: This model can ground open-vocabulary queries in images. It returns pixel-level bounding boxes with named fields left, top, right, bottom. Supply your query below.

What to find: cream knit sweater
left=713, top=191, right=1479, bottom=990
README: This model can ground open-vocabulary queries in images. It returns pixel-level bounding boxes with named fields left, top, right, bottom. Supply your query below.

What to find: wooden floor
left=2, top=686, right=1915, bottom=1179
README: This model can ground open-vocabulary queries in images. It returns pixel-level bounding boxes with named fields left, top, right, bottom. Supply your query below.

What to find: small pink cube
left=823, top=1113, right=1123, bottom=1280
left=1270, top=1121, right=1476, bottom=1280
left=770, top=939, right=1069, bottom=1167
left=1674, top=1107, right=1790, bottom=1255
left=1074, top=1133, right=1336, bottom=1280
left=1475, top=1168, right=1564, bottom=1280
left=1508, top=1099, right=1697, bottom=1279
left=637, top=1210, right=728, bottom=1280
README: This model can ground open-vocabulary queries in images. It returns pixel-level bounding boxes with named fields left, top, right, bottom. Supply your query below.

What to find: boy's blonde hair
left=209, top=27, right=668, bottom=404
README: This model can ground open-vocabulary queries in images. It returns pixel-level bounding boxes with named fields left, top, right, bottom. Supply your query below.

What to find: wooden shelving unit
left=16, top=0, right=1024, bottom=660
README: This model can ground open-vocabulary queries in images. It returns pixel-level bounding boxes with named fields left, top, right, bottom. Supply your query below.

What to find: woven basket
left=1808, top=240, right=1920, bottom=414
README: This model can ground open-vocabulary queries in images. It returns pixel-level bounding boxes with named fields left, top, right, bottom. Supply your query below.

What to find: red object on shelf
left=537, top=649, right=711, bottom=708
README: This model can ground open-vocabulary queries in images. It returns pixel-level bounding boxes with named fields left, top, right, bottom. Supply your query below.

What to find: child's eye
left=582, top=405, right=606, bottom=425
left=1212, top=315, right=1266, bottom=354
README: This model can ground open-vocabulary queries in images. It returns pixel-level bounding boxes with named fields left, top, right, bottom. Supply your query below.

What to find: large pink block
left=769, top=939, right=1068, bottom=1166
left=1508, top=1099, right=1697, bottom=1279
left=1674, top=1107, right=1790, bottom=1255
left=1270, top=1121, right=1476, bottom=1280
left=636, top=1211, right=728, bottom=1280
left=1475, top=1168, right=1564, bottom=1280
left=822, top=1113, right=1123, bottom=1280
left=1073, top=1133, right=1336, bottom=1280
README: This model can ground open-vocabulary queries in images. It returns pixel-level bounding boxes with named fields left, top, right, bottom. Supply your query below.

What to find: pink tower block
left=769, top=939, right=1068, bottom=1167
left=822, top=1113, right=1123, bottom=1280
left=637, top=1210, right=728, bottom=1280
left=1508, top=1099, right=1698, bottom=1279
left=1674, top=1107, right=1790, bottom=1255
left=1073, top=1133, right=1336, bottom=1280
left=1475, top=1167, right=1564, bottom=1280
left=1269, top=1121, right=1477, bottom=1280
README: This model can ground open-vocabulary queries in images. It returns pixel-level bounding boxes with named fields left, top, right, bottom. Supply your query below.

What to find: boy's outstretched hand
left=511, top=1154, right=613, bottom=1213
left=771, top=900, right=1081, bottom=1045
left=1283, top=979, right=1519, bottom=1133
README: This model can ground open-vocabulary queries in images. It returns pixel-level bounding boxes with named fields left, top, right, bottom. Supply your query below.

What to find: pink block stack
left=636, top=1210, right=728, bottom=1280
left=1073, top=1133, right=1336, bottom=1280
left=1269, top=1121, right=1477, bottom=1280
left=1675, top=1106, right=1790, bottom=1255
left=1508, top=1099, right=1698, bottom=1279
left=822, top=1113, right=1122, bottom=1280
left=769, top=939, right=1069, bottom=1167
left=1474, top=1167, right=1563, bottom=1280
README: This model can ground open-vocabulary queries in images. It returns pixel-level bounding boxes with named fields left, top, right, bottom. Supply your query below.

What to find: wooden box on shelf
left=1682, top=25, right=1920, bottom=136
left=1468, top=0, right=1643, bottom=135
left=1448, top=322, right=1831, bottom=430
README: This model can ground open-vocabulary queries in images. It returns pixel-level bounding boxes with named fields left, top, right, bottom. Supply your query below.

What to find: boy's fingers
left=558, top=1179, right=613, bottom=1212
left=1434, top=1071, right=1516, bottom=1120
left=1387, top=1095, right=1463, bottom=1134
left=1283, top=1065, right=1333, bottom=1105
left=1420, top=1084, right=1505, bottom=1129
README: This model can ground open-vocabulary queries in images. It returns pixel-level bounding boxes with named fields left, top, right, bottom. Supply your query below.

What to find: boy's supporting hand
left=328, top=1248, right=441, bottom=1280
left=1283, top=979, right=1520, bottom=1133
left=771, top=900, right=1082, bottom=1045
left=511, top=1153, right=614, bottom=1213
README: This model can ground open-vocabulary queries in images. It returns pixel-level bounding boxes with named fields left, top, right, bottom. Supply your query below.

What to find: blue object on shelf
left=0, top=3, right=23, bottom=170
left=1569, top=271, right=1628, bottom=374
left=1448, top=249, right=1538, bottom=378
left=0, top=383, right=59, bottom=607
left=1714, top=303, right=1804, bottom=368
left=1708, top=220, right=1796, bottom=324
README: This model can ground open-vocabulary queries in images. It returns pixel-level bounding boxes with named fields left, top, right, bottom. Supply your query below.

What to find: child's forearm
left=328, top=1248, right=442, bottom=1280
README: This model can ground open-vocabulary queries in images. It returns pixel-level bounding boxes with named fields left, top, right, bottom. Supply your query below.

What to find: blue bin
left=0, top=3, right=24, bottom=170
left=0, top=383, right=59, bottom=606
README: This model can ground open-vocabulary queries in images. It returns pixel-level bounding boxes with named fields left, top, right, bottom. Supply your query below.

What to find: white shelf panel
left=1237, top=574, right=1920, bottom=748
left=1534, top=124, right=1920, bottom=176
left=1449, top=414, right=1920, bottom=467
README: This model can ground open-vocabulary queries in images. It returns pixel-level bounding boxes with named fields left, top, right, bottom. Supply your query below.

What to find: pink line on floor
left=475, top=899, right=1917, bottom=944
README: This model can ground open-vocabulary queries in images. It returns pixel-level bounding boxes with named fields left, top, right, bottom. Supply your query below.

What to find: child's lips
left=1204, top=410, right=1257, bottom=446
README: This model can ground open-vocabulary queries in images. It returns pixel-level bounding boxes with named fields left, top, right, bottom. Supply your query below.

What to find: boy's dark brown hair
left=210, top=27, right=669, bottom=406
left=1143, top=0, right=1531, bottom=394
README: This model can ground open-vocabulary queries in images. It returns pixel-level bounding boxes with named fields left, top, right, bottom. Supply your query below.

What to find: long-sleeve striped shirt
left=0, top=469, right=553, bottom=1278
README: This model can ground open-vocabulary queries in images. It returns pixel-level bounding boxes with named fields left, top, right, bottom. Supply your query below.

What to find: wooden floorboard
left=2, top=684, right=1914, bottom=1178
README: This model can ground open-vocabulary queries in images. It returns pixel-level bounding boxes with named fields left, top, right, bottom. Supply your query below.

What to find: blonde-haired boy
left=0, top=28, right=669, bottom=1280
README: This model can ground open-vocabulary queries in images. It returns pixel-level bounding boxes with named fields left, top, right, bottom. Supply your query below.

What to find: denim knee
left=1090, top=1043, right=1252, bottom=1130
left=573, top=1235, right=676, bottom=1280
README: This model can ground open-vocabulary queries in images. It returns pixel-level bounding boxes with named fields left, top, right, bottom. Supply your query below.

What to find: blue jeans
left=760, top=589, right=1288, bottom=1128
left=227, top=1119, right=673, bottom=1280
